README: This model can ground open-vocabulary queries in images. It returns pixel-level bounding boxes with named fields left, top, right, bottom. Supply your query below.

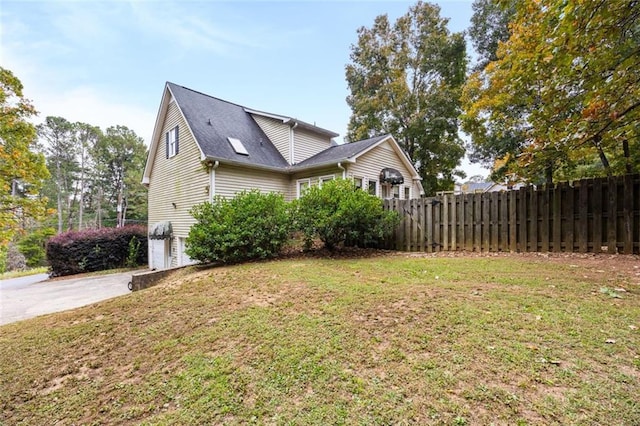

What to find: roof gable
left=167, top=83, right=289, bottom=169
left=293, top=134, right=421, bottom=180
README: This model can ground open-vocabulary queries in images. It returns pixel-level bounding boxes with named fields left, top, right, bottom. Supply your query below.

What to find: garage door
left=150, top=239, right=169, bottom=270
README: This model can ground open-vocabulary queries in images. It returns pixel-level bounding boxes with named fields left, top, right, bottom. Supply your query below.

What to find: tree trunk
left=593, top=135, right=611, bottom=177
left=545, top=163, right=553, bottom=184
left=56, top=159, right=63, bottom=234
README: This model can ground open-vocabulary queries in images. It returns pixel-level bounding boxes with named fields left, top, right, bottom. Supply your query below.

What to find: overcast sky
left=2, top=0, right=488, bottom=178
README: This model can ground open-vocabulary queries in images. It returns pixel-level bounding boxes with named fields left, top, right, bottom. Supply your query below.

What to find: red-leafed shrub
left=46, top=225, right=148, bottom=277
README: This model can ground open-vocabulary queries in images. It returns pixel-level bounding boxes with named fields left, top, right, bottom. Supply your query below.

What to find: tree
left=93, top=126, right=147, bottom=227
left=468, top=0, right=515, bottom=70
left=0, top=67, right=50, bottom=250
left=38, top=116, right=79, bottom=233
left=345, top=1, right=467, bottom=195
left=73, top=123, right=102, bottom=229
left=462, top=0, right=640, bottom=183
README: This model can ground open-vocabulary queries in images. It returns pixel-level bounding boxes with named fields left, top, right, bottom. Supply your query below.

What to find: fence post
left=578, top=179, right=589, bottom=253
left=607, top=177, right=618, bottom=253
left=593, top=178, right=603, bottom=253
left=565, top=182, right=575, bottom=252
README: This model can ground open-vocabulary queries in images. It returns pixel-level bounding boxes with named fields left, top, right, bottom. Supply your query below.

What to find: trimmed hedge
left=46, top=225, right=148, bottom=277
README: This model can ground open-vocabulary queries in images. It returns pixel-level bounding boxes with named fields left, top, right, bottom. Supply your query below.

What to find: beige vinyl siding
left=215, top=165, right=290, bottom=200
left=293, top=128, right=332, bottom=164
left=147, top=101, right=210, bottom=267
left=252, top=115, right=291, bottom=163
left=347, top=141, right=420, bottom=199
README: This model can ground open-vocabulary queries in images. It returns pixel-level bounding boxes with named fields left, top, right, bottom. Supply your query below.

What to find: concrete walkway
left=0, top=271, right=134, bottom=326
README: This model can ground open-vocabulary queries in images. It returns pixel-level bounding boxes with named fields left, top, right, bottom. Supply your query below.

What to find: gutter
left=289, top=122, right=298, bottom=164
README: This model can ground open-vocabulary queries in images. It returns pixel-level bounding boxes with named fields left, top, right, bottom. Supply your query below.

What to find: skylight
left=227, top=137, right=249, bottom=155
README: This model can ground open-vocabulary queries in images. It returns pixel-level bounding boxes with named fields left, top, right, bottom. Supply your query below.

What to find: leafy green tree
left=462, top=0, right=639, bottom=183
left=345, top=1, right=467, bottom=195
left=17, top=227, right=55, bottom=267
left=468, top=0, right=515, bottom=70
left=294, top=179, right=399, bottom=250
left=0, top=67, right=50, bottom=249
left=73, top=123, right=102, bottom=229
left=93, top=126, right=147, bottom=227
left=38, top=116, right=78, bottom=233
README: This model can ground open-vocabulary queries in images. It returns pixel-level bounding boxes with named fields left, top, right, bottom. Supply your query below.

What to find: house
left=142, top=82, right=424, bottom=269
left=454, top=181, right=525, bottom=194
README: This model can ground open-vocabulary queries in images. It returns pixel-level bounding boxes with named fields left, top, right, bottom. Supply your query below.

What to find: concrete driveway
left=0, top=271, right=134, bottom=326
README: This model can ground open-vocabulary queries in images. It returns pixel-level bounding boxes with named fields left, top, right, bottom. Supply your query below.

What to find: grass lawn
left=1, top=253, right=639, bottom=425
left=0, top=266, right=48, bottom=279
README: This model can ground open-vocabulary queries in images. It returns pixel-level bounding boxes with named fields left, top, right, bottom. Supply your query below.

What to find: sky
left=2, top=0, right=488, bottom=179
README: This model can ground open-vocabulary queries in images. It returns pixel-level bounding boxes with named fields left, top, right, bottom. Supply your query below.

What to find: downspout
left=337, top=162, right=346, bottom=179
left=289, top=122, right=298, bottom=164
left=209, top=160, right=219, bottom=202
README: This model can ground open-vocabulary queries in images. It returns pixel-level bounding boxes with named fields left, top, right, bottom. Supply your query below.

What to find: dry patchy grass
left=1, top=253, right=639, bottom=425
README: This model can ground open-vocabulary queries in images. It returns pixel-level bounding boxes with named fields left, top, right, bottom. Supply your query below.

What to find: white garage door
left=150, top=239, right=169, bottom=270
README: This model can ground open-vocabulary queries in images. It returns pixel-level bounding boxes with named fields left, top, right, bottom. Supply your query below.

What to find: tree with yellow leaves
left=0, top=67, right=50, bottom=250
left=462, top=0, right=639, bottom=183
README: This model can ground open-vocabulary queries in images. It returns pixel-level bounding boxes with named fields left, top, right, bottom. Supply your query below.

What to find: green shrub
left=293, top=178, right=399, bottom=250
left=186, top=190, right=292, bottom=264
left=17, top=227, right=55, bottom=268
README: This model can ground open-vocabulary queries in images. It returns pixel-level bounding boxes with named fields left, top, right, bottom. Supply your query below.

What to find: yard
left=1, top=252, right=638, bottom=425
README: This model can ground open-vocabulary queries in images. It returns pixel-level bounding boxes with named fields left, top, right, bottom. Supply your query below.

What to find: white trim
left=318, top=174, right=335, bottom=187
left=403, top=185, right=411, bottom=200
left=367, top=178, right=378, bottom=197
left=167, top=126, right=178, bottom=158
left=296, top=178, right=311, bottom=198
left=353, top=176, right=364, bottom=191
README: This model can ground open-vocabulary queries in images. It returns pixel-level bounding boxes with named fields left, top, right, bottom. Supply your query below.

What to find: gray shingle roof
left=292, top=134, right=390, bottom=169
left=167, top=82, right=290, bottom=169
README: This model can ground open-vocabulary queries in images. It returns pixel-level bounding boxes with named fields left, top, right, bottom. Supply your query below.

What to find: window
left=368, top=179, right=377, bottom=196
left=353, top=177, right=363, bottom=190
left=228, top=137, right=249, bottom=155
left=404, top=186, right=411, bottom=200
left=381, top=184, right=390, bottom=199
left=392, top=185, right=400, bottom=199
left=166, top=126, right=179, bottom=158
left=319, top=175, right=334, bottom=187
left=297, top=179, right=311, bottom=198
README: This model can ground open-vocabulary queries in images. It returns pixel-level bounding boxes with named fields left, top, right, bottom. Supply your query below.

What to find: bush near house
left=186, top=190, right=292, bottom=264
left=46, top=225, right=147, bottom=277
left=294, top=179, right=399, bottom=250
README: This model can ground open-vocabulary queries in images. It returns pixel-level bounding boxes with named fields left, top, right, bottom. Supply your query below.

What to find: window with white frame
left=319, top=175, right=334, bottom=187
left=392, top=185, right=400, bottom=199
left=404, top=186, right=411, bottom=200
left=353, top=177, right=363, bottom=190
left=297, top=179, right=311, bottom=198
left=166, top=126, right=179, bottom=158
left=368, top=179, right=377, bottom=196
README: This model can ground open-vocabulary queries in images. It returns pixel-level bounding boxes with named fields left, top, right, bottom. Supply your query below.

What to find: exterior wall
left=293, top=128, right=332, bottom=164
left=347, top=141, right=421, bottom=199
left=147, top=99, right=210, bottom=268
left=252, top=115, right=291, bottom=163
left=215, top=165, right=290, bottom=200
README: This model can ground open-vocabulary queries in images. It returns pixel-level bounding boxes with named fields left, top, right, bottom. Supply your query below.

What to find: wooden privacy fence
left=382, top=174, right=640, bottom=254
